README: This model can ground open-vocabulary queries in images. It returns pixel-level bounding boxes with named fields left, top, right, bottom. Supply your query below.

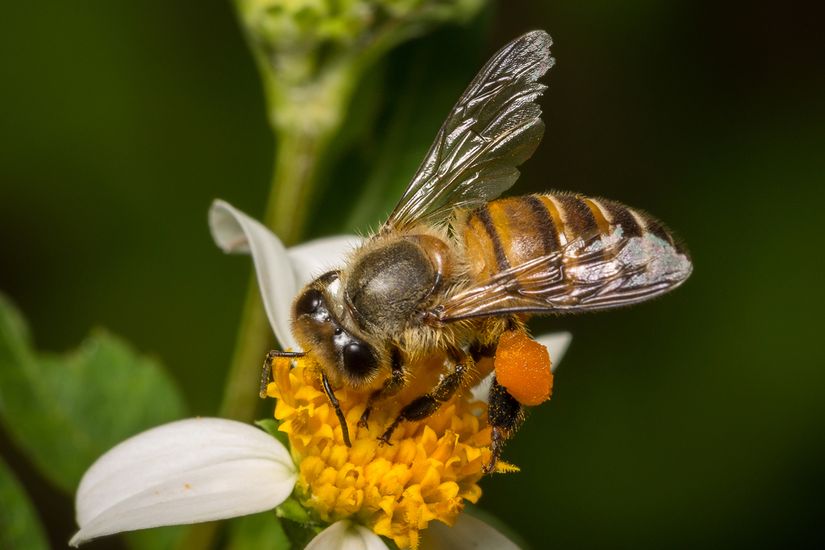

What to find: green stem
left=264, top=127, right=332, bottom=246
left=217, top=272, right=271, bottom=421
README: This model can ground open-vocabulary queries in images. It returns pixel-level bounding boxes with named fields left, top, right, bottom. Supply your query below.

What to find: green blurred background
left=2, top=1, right=823, bottom=548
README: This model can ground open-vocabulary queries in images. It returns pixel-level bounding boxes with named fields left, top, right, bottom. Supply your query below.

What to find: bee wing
left=383, top=30, right=553, bottom=232
left=434, top=228, right=693, bottom=322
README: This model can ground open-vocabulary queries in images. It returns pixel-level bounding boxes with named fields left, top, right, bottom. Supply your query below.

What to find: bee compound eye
left=295, top=288, right=323, bottom=316
left=342, top=342, right=378, bottom=378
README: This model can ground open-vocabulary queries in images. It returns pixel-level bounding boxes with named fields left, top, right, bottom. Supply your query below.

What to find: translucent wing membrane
left=383, top=30, right=554, bottom=231
left=436, top=225, right=693, bottom=322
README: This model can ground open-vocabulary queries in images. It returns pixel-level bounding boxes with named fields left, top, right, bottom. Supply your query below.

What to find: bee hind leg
left=483, top=377, right=525, bottom=474
left=378, top=358, right=469, bottom=445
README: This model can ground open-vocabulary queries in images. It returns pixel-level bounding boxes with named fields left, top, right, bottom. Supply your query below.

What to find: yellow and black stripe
left=462, top=192, right=686, bottom=282
left=442, top=192, right=692, bottom=321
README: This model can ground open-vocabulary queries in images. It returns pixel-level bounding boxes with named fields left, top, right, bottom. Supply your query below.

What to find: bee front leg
left=378, top=356, right=470, bottom=445
left=321, top=372, right=352, bottom=447
left=359, top=348, right=406, bottom=428
left=260, top=349, right=305, bottom=398
left=483, top=376, right=525, bottom=474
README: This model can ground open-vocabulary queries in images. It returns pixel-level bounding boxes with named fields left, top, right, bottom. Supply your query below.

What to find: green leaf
left=0, top=294, right=187, bottom=494
left=226, top=511, right=290, bottom=550
left=0, top=456, right=49, bottom=550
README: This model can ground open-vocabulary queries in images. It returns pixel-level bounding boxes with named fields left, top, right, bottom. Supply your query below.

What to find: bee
left=264, top=30, right=692, bottom=472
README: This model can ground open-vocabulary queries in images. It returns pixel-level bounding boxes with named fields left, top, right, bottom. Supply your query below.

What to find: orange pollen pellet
left=494, top=331, right=553, bottom=406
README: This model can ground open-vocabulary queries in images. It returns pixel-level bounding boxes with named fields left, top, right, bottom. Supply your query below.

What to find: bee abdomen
left=462, top=192, right=689, bottom=283
left=462, top=193, right=593, bottom=280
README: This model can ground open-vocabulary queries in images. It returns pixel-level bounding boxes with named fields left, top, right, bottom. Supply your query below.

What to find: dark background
left=2, top=1, right=823, bottom=548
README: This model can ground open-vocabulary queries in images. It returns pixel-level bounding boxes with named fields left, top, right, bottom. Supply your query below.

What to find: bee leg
left=260, top=350, right=305, bottom=398
left=359, top=348, right=406, bottom=428
left=483, top=377, right=525, bottom=474
left=260, top=351, right=275, bottom=398
left=320, top=372, right=352, bottom=447
left=378, top=360, right=469, bottom=445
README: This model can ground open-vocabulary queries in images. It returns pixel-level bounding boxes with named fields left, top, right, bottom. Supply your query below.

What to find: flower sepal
left=255, top=418, right=290, bottom=448
left=273, top=498, right=329, bottom=550
left=276, top=496, right=315, bottom=526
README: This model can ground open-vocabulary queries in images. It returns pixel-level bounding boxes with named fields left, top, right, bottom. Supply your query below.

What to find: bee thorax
left=345, top=238, right=441, bottom=333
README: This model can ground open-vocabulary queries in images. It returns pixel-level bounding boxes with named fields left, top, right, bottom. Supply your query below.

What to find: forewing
left=383, top=30, right=553, bottom=231
left=436, top=227, right=693, bottom=322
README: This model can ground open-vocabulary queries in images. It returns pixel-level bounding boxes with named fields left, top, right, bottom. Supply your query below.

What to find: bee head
left=291, top=271, right=381, bottom=387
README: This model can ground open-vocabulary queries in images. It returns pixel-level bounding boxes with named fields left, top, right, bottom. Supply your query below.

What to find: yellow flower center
left=267, top=356, right=505, bottom=549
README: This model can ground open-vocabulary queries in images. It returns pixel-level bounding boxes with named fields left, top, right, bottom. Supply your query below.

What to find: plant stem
left=264, top=127, right=332, bottom=246
left=217, top=273, right=271, bottom=421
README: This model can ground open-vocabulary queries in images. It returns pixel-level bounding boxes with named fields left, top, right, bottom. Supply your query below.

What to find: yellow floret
left=267, top=356, right=499, bottom=549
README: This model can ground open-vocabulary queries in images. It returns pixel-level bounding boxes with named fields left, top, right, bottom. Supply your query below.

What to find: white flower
left=71, top=200, right=573, bottom=548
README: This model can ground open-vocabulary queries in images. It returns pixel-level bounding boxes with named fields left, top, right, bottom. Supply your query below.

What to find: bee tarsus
left=260, top=349, right=305, bottom=398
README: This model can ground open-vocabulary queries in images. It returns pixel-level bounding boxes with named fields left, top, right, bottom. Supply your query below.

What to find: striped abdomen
left=457, top=192, right=692, bottom=315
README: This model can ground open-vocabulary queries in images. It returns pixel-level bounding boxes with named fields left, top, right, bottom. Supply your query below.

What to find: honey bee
left=263, top=30, right=692, bottom=472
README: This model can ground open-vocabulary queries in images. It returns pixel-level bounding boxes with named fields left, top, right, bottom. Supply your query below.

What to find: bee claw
left=377, top=420, right=400, bottom=446
left=481, top=457, right=497, bottom=475
left=358, top=408, right=371, bottom=429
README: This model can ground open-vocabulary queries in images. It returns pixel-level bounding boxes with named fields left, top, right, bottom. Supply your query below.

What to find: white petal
left=209, top=200, right=298, bottom=349
left=305, top=520, right=388, bottom=550
left=71, top=418, right=296, bottom=546
left=288, top=235, right=362, bottom=288
left=535, top=331, right=573, bottom=373
left=470, top=371, right=495, bottom=404
left=469, top=331, right=573, bottom=403
left=422, top=513, right=520, bottom=550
